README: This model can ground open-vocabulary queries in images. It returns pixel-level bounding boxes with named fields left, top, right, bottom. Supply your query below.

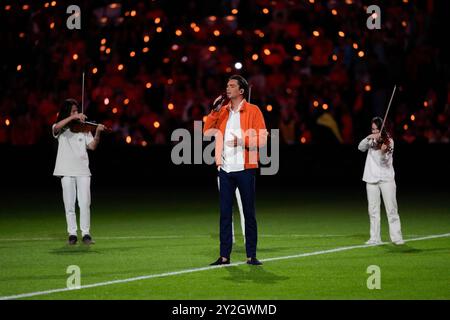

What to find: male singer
left=203, top=75, right=268, bottom=266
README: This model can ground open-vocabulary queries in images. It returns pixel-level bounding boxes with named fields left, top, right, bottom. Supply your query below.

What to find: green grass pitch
left=0, top=187, right=449, bottom=300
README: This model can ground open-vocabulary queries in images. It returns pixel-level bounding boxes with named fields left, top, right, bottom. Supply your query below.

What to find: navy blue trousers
left=218, top=168, right=258, bottom=259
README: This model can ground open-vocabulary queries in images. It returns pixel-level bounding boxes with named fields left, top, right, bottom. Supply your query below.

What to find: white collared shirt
left=52, top=124, right=94, bottom=177
left=358, top=137, right=395, bottom=183
left=221, top=100, right=245, bottom=173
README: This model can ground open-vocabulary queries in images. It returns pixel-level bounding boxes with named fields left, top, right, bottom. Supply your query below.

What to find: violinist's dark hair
left=229, top=75, right=249, bottom=100
left=371, top=116, right=391, bottom=140
left=56, top=98, right=80, bottom=123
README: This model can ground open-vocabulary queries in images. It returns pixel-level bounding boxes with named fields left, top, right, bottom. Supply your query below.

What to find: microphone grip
left=212, top=93, right=226, bottom=111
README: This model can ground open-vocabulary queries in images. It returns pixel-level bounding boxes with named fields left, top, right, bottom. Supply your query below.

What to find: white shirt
left=52, top=124, right=94, bottom=177
left=358, top=137, right=395, bottom=183
left=221, top=100, right=245, bottom=173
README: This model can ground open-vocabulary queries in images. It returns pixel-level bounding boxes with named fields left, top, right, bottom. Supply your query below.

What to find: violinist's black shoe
left=68, top=235, right=77, bottom=245
left=82, top=234, right=95, bottom=245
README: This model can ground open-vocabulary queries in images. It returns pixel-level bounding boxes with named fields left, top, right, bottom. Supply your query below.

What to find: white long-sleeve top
left=52, top=124, right=94, bottom=177
left=358, top=136, right=395, bottom=183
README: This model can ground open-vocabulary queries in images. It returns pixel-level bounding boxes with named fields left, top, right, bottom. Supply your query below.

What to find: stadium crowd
left=1, top=0, right=448, bottom=146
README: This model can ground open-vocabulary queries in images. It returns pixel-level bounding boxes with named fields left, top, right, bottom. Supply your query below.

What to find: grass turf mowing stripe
left=0, top=234, right=347, bottom=242
left=1, top=232, right=448, bottom=300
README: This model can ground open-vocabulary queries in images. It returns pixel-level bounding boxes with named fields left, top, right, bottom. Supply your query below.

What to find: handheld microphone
left=212, top=93, right=227, bottom=111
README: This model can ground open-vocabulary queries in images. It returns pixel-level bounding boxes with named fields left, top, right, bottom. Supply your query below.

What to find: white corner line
left=1, top=232, right=449, bottom=300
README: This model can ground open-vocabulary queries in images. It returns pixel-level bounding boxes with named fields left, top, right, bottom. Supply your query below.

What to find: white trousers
left=366, top=181, right=403, bottom=242
left=61, top=176, right=91, bottom=236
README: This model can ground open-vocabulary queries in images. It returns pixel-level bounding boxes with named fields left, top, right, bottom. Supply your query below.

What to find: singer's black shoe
left=68, top=235, right=77, bottom=245
left=247, top=257, right=263, bottom=265
left=210, top=257, right=230, bottom=266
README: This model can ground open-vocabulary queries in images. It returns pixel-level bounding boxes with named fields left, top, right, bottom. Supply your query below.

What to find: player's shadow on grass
left=382, top=244, right=422, bottom=254
left=221, top=266, right=289, bottom=284
left=50, top=245, right=147, bottom=255
left=50, top=245, right=100, bottom=255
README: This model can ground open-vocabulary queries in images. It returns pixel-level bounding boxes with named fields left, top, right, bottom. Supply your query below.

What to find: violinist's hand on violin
left=96, top=124, right=106, bottom=133
left=73, top=113, right=87, bottom=122
left=381, top=143, right=388, bottom=152
left=368, top=133, right=381, bottom=140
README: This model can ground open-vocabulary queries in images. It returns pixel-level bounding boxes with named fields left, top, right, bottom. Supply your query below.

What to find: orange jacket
left=203, top=100, right=268, bottom=169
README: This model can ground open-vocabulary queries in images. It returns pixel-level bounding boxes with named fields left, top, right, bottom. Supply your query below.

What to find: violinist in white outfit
left=358, top=117, right=405, bottom=245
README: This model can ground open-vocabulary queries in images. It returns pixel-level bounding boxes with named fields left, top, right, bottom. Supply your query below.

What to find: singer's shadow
left=221, top=266, right=289, bottom=285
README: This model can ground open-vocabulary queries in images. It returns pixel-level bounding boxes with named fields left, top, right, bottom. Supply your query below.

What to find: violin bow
left=81, top=71, right=85, bottom=114
left=380, top=85, right=397, bottom=134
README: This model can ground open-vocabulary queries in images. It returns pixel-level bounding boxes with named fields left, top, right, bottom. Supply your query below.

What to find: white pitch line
left=0, top=232, right=449, bottom=300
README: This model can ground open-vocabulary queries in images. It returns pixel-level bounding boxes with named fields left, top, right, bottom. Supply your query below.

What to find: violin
left=374, top=131, right=393, bottom=153
left=69, top=120, right=111, bottom=133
